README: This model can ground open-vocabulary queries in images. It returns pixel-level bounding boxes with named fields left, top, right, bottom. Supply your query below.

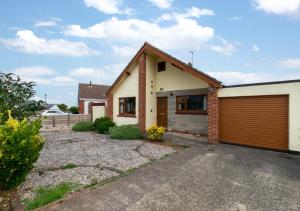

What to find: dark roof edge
left=79, top=83, right=111, bottom=87
left=223, top=79, right=300, bottom=88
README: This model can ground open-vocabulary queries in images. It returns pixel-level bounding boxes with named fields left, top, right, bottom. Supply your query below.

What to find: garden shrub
left=0, top=111, right=44, bottom=191
left=146, top=124, right=165, bottom=141
left=109, top=124, right=142, bottom=140
left=69, top=106, right=79, bottom=114
left=72, top=121, right=94, bottom=132
left=93, top=117, right=115, bottom=134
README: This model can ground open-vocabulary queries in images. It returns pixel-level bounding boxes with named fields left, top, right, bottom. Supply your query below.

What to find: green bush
left=93, top=117, right=115, bottom=134
left=109, top=124, right=142, bottom=140
left=72, top=121, right=94, bottom=131
left=0, top=111, right=44, bottom=191
left=69, top=106, right=79, bottom=114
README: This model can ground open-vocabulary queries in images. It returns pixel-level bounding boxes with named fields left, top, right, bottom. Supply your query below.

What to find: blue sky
left=1, top=0, right=300, bottom=106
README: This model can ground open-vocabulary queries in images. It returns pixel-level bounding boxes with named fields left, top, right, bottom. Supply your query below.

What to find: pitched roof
left=107, top=42, right=222, bottom=94
left=78, top=83, right=110, bottom=100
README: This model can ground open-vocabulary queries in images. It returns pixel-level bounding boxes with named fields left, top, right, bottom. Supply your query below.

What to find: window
left=119, top=97, right=136, bottom=117
left=176, top=95, right=207, bottom=114
left=157, top=61, right=166, bottom=72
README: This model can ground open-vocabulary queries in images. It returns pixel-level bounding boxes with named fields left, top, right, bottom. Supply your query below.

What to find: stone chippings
left=18, top=131, right=176, bottom=199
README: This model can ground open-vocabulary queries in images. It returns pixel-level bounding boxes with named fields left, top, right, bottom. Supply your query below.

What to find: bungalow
left=106, top=42, right=300, bottom=152
left=78, top=82, right=110, bottom=114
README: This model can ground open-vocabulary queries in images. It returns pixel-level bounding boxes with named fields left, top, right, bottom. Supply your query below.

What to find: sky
left=1, top=0, right=300, bottom=106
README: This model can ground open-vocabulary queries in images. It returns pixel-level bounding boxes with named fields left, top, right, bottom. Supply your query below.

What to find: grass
left=61, top=163, right=77, bottom=169
left=23, top=167, right=140, bottom=210
left=23, top=182, right=77, bottom=210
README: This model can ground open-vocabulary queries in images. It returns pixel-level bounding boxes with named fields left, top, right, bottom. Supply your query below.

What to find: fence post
left=52, top=116, right=55, bottom=127
left=67, top=114, right=70, bottom=126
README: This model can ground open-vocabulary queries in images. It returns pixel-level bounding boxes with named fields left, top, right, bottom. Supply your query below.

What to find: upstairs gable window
left=157, top=61, right=166, bottom=72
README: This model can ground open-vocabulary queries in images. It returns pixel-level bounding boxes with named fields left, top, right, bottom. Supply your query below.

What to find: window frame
left=176, top=94, right=207, bottom=115
left=118, top=97, right=136, bottom=117
left=157, top=61, right=166, bottom=72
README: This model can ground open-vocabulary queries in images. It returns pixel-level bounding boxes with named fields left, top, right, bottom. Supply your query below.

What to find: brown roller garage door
left=219, top=95, right=288, bottom=151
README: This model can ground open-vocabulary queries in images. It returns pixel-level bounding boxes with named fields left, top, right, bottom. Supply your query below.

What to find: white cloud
left=35, top=21, right=56, bottom=27
left=64, top=17, right=214, bottom=51
left=112, top=45, right=136, bottom=58
left=208, top=71, right=300, bottom=85
left=252, top=44, right=260, bottom=52
left=84, top=0, right=133, bottom=14
left=0, top=30, right=99, bottom=57
left=13, top=66, right=56, bottom=76
left=226, top=16, right=243, bottom=21
left=148, top=0, right=173, bottom=9
left=10, top=66, right=57, bottom=85
left=69, top=65, right=123, bottom=84
left=157, top=7, right=215, bottom=22
left=209, top=37, right=238, bottom=56
left=278, top=58, right=300, bottom=68
left=34, top=18, right=62, bottom=27
left=8, top=66, right=77, bottom=86
left=253, top=0, right=300, bottom=16
left=8, top=64, right=124, bottom=87
left=53, top=76, right=76, bottom=83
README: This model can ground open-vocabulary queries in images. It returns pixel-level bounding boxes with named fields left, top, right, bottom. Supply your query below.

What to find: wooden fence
left=41, top=114, right=92, bottom=127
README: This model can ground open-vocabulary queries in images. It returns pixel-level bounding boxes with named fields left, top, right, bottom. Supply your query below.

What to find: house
left=42, top=104, right=66, bottom=116
left=78, top=82, right=110, bottom=114
left=106, top=42, right=300, bottom=152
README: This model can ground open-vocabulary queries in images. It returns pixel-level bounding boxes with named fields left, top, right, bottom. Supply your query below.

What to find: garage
left=219, top=95, right=289, bottom=151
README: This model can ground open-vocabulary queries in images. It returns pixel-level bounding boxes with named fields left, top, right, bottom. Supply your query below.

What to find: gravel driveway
left=19, top=131, right=176, bottom=199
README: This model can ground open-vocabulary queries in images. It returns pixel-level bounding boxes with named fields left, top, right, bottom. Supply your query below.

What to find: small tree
left=57, top=103, right=68, bottom=112
left=0, top=72, right=44, bottom=120
left=69, top=106, right=79, bottom=114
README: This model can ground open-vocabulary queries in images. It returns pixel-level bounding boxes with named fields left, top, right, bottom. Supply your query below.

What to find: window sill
left=175, top=111, right=207, bottom=115
left=118, top=114, right=136, bottom=118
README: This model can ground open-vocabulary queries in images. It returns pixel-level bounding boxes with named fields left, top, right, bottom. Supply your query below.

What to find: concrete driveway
left=42, top=134, right=300, bottom=211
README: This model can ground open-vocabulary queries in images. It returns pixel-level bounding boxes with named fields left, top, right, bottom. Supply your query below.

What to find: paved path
left=42, top=135, right=300, bottom=211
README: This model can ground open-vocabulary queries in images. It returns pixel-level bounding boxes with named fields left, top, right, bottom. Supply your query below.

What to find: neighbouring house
left=78, top=82, right=110, bottom=114
left=106, top=42, right=300, bottom=152
left=42, top=104, right=66, bottom=116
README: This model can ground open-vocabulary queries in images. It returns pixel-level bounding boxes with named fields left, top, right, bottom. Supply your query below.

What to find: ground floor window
left=119, top=97, right=136, bottom=117
left=176, top=95, right=207, bottom=114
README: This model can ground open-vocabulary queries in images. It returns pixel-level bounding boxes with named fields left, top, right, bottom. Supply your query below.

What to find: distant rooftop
left=78, top=83, right=110, bottom=99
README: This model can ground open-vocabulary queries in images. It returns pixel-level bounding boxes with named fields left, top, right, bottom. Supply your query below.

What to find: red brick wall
left=207, top=87, right=219, bottom=144
left=138, top=53, right=146, bottom=132
left=78, top=100, right=84, bottom=114
left=106, top=93, right=113, bottom=120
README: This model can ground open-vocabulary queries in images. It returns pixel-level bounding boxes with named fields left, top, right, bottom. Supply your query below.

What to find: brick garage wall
left=106, top=93, right=113, bottom=120
left=138, top=53, right=146, bottom=132
left=156, top=88, right=208, bottom=135
left=78, top=100, right=84, bottom=114
left=207, top=87, right=219, bottom=144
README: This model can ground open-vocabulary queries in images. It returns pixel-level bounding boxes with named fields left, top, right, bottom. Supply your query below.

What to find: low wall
left=42, top=114, right=92, bottom=127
